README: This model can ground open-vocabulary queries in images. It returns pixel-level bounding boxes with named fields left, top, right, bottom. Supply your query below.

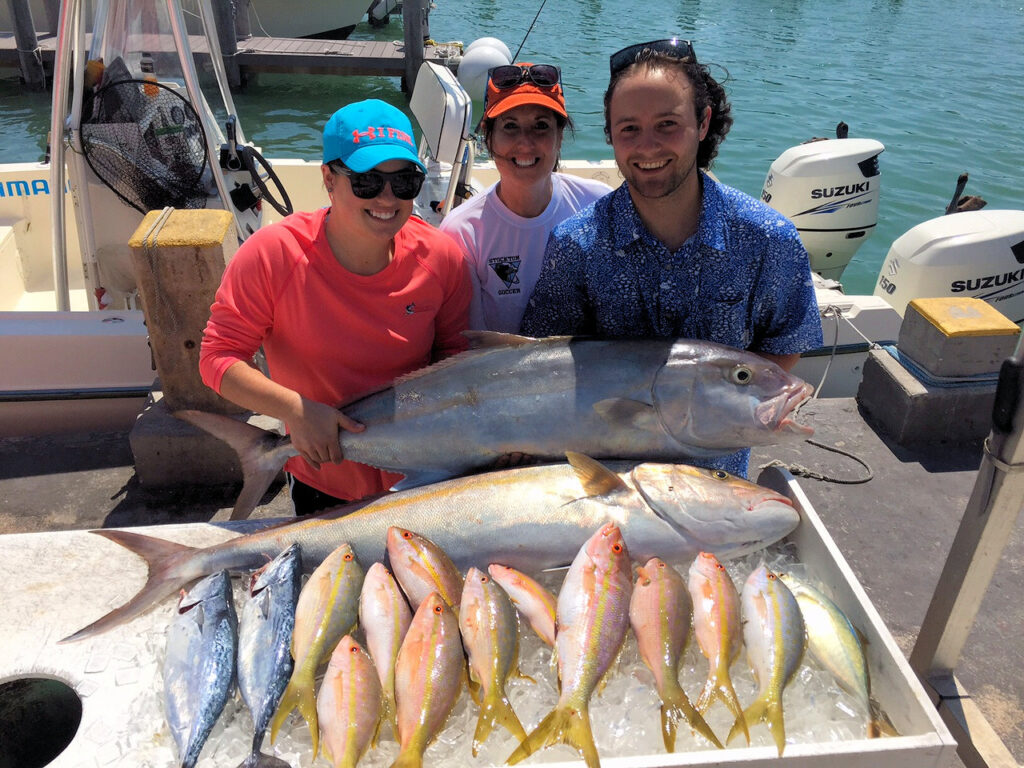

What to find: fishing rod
left=511, top=0, right=550, bottom=61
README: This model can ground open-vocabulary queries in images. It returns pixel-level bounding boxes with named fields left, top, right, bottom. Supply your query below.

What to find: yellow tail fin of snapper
left=730, top=566, right=804, bottom=756
left=508, top=523, right=633, bottom=768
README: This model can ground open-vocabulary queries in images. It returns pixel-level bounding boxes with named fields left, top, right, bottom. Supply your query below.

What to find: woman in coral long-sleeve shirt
left=200, top=100, right=470, bottom=514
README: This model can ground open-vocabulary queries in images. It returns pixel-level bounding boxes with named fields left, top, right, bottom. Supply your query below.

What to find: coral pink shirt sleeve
left=199, top=209, right=471, bottom=501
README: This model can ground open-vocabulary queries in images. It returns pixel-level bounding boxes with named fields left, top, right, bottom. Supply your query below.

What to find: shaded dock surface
left=1, top=396, right=1021, bottom=763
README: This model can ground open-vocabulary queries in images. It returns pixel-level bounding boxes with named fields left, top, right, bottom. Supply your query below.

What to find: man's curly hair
left=603, top=50, right=733, bottom=170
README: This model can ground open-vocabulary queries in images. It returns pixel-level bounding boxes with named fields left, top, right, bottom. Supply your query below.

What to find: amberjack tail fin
left=661, top=686, right=724, bottom=751
left=175, top=410, right=297, bottom=520
left=270, top=674, right=319, bottom=757
left=697, top=672, right=749, bottom=744
left=472, top=692, right=527, bottom=756
left=59, top=530, right=201, bottom=643
left=507, top=704, right=599, bottom=768
left=729, top=695, right=786, bottom=756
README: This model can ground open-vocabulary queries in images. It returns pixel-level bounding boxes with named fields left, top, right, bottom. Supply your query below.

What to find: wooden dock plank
left=0, top=32, right=454, bottom=81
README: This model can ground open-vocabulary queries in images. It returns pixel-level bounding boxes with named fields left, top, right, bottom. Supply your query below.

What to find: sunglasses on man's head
left=609, top=38, right=696, bottom=76
left=330, top=163, right=425, bottom=200
left=488, top=64, right=561, bottom=90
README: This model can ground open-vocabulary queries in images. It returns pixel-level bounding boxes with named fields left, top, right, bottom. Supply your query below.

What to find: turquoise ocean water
left=2, top=0, right=1022, bottom=295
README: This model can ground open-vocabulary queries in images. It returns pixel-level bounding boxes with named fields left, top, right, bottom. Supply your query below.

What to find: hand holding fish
left=214, top=359, right=366, bottom=471
left=286, top=398, right=364, bottom=470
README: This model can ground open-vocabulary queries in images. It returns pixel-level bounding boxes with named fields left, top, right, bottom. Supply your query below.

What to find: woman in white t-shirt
left=440, top=62, right=613, bottom=332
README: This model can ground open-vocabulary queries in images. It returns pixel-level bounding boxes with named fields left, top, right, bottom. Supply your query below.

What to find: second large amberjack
left=61, top=454, right=799, bottom=644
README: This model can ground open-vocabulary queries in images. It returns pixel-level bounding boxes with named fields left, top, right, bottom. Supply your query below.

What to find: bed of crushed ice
left=52, top=539, right=879, bottom=767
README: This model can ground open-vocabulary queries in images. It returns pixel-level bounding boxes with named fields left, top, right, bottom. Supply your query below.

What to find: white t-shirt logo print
left=489, top=256, right=521, bottom=290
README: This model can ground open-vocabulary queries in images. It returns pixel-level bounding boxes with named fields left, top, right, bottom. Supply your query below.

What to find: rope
left=759, top=438, right=874, bottom=484
left=812, top=302, right=886, bottom=398
left=142, top=206, right=180, bottom=334
left=776, top=301, right=879, bottom=483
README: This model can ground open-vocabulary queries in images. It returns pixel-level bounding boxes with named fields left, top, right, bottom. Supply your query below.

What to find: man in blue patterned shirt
left=519, top=38, right=823, bottom=477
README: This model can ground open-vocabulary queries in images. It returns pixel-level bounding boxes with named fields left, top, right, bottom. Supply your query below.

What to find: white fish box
left=0, top=468, right=956, bottom=767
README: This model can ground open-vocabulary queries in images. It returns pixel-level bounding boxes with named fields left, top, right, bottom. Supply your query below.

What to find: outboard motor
left=761, top=129, right=884, bottom=280
left=873, top=209, right=1024, bottom=323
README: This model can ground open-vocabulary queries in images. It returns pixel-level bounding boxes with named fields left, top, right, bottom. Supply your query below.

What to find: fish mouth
left=756, top=381, right=814, bottom=435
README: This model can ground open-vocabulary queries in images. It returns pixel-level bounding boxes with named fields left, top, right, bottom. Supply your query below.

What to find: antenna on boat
left=511, top=0, right=550, bottom=61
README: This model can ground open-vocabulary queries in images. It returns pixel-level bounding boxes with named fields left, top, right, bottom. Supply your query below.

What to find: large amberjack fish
left=177, top=333, right=813, bottom=518
left=163, top=570, right=238, bottom=768
left=358, top=562, right=412, bottom=741
left=459, top=567, right=528, bottom=756
left=508, top=523, right=633, bottom=768
left=687, top=551, right=749, bottom=745
left=60, top=453, right=798, bottom=643
left=386, top=527, right=464, bottom=611
left=392, top=592, right=465, bottom=768
left=270, top=542, right=364, bottom=757
left=316, top=635, right=383, bottom=768
left=729, top=565, right=805, bottom=756
left=486, top=564, right=558, bottom=647
left=236, top=544, right=302, bottom=768
left=629, top=558, right=722, bottom=751
left=778, top=572, right=883, bottom=738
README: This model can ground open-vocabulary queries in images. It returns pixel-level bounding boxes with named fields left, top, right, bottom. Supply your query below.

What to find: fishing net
left=80, top=78, right=209, bottom=213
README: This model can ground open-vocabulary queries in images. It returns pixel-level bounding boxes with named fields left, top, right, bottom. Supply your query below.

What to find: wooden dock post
left=210, top=0, right=244, bottom=89
left=127, top=207, right=244, bottom=414
left=234, top=0, right=252, bottom=40
left=402, top=0, right=426, bottom=93
left=9, top=0, right=46, bottom=90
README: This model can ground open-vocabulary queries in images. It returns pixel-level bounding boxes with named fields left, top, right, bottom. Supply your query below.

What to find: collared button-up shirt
left=520, top=172, right=823, bottom=477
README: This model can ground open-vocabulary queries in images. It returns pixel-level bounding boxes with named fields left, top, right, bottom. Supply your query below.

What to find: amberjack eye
left=730, top=365, right=753, bottom=385
left=713, top=470, right=729, bottom=479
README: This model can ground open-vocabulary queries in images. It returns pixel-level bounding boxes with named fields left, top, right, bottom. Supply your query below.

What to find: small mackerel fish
left=270, top=541, right=364, bottom=758
left=508, top=523, right=633, bottom=768
left=316, top=635, right=383, bottom=768
left=163, top=570, right=238, bottom=768
left=459, top=567, right=529, bottom=755
left=236, top=544, right=302, bottom=768
left=731, top=564, right=806, bottom=756
left=392, top=592, right=465, bottom=768
left=358, top=562, right=412, bottom=741
left=630, top=557, right=722, bottom=751
left=687, top=551, right=749, bottom=744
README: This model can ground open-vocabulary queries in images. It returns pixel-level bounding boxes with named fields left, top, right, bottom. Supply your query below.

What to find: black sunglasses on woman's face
left=329, top=162, right=425, bottom=200
left=487, top=64, right=561, bottom=90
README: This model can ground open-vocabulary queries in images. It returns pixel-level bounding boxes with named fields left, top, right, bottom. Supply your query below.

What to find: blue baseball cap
left=322, top=99, right=426, bottom=173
